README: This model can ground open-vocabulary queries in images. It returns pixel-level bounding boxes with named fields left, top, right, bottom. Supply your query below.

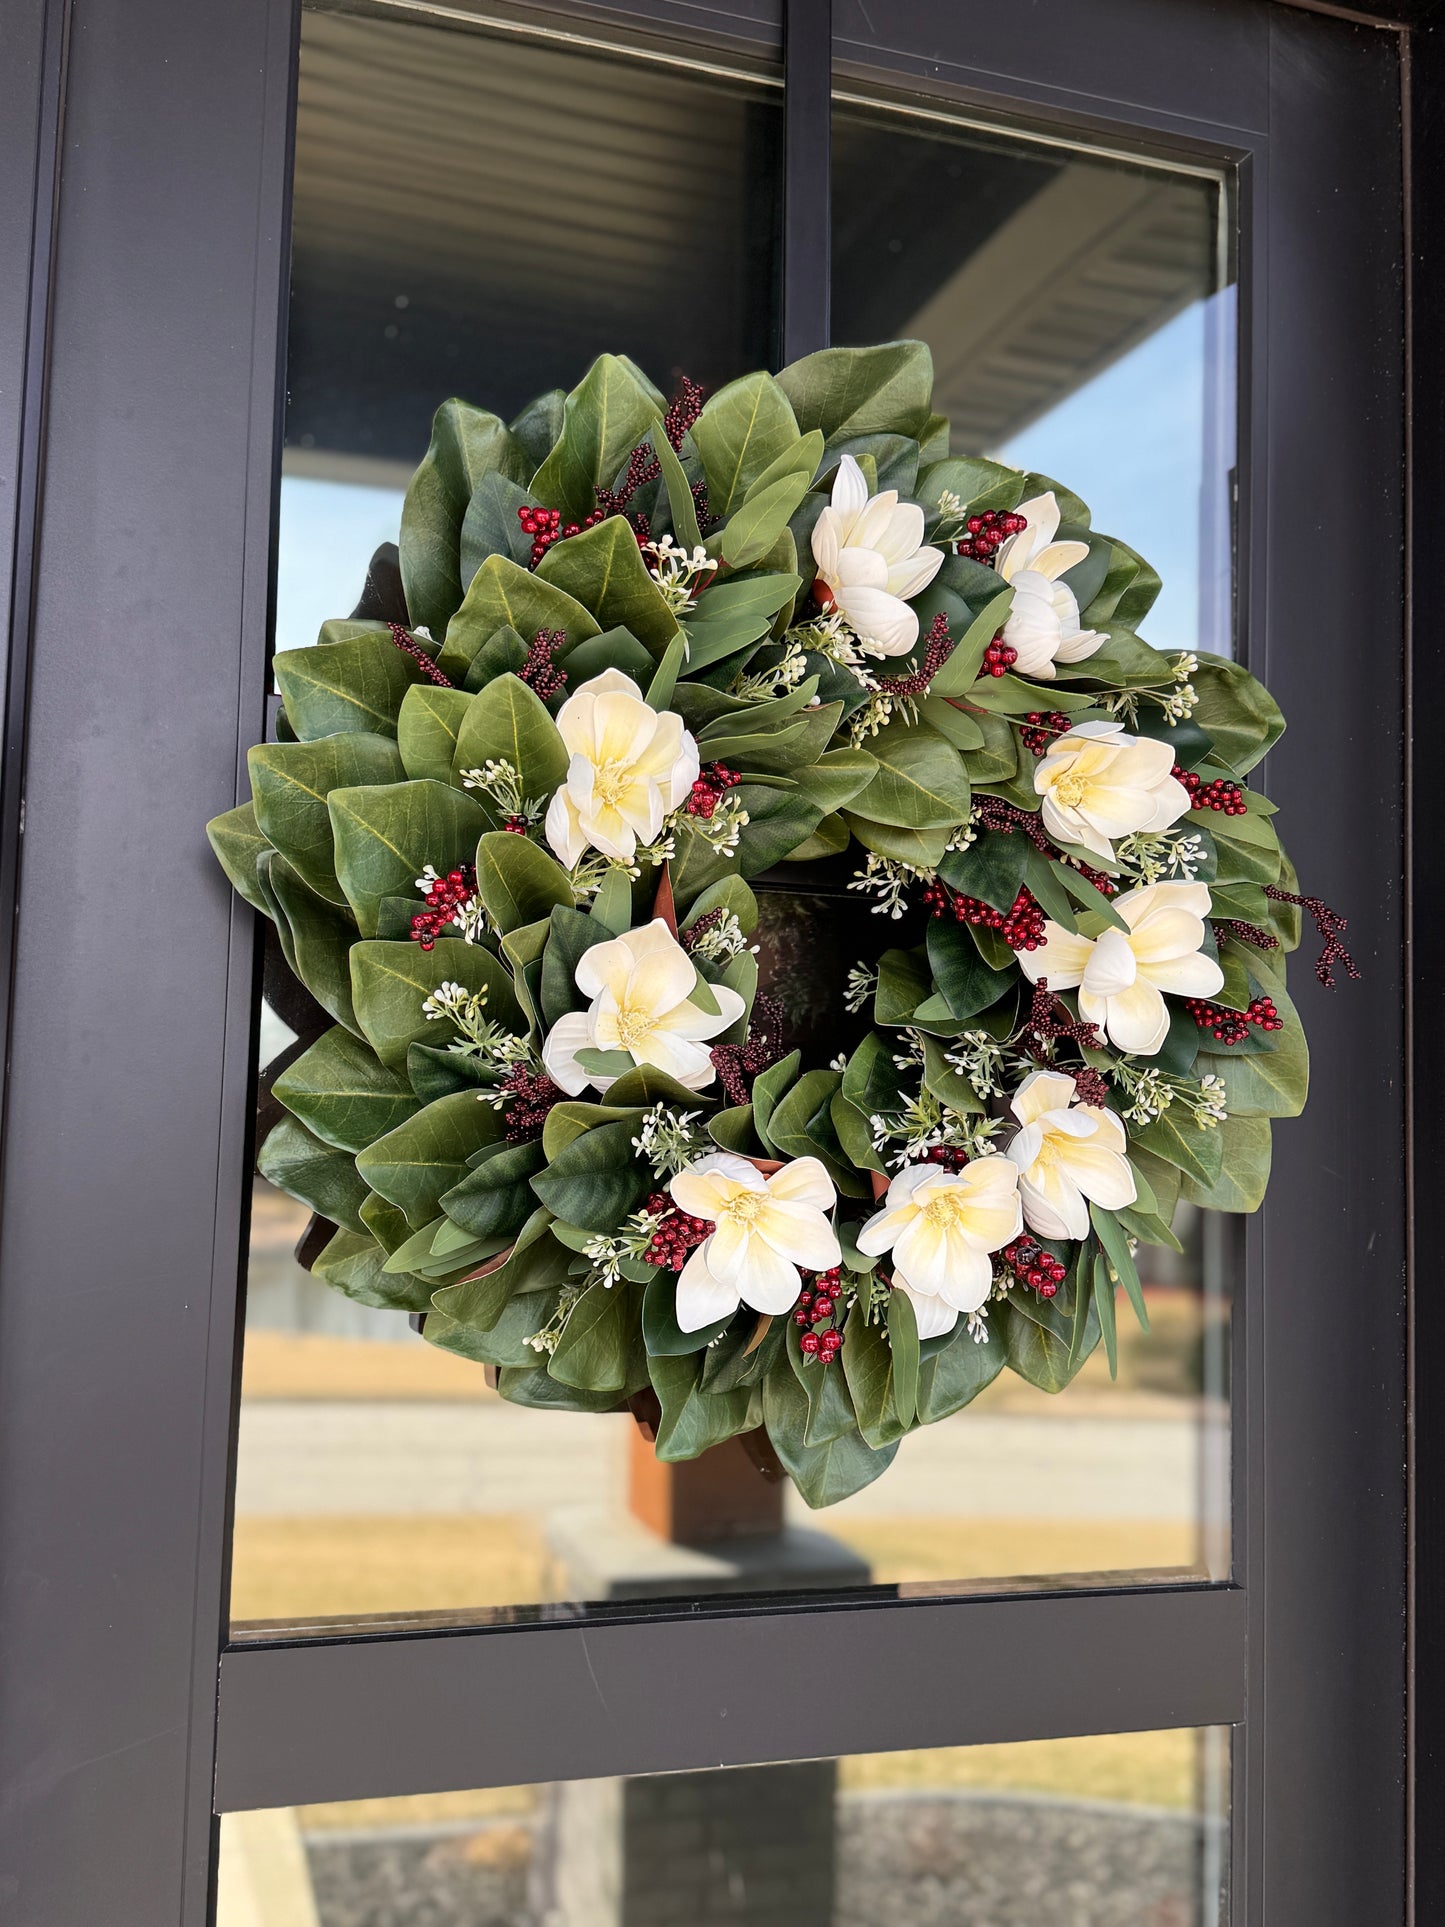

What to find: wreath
left=211, top=342, right=1354, bottom=1508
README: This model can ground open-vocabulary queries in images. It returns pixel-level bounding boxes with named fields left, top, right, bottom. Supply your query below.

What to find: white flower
left=1004, top=1068, right=1136, bottom=1241
left=669, top=1152, right=841, bottom=1331
left=544, top=668, right=699, bottom=868
left=811, top=453, right=944, bottom=658
left=1033, top=720, right=1191, bottom=861
left=995, top=491, right=1105, bottom=678
left=541, top=919, right=745, bottom=1095
left=856, top=1156, right=1023, bottom=1339
left=1019, top=881, right=1225, bottom=1057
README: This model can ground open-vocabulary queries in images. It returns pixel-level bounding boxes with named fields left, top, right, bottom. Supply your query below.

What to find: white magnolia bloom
left=541, top=919, right=745, bottom=1095
left=995, top=491, right=1105, bottom=679
left=1005, top=1068, right=1137, bottom=1241
left=544, top=668, right=699, bottom=867
left=1019, top=881, right=1225, bottom=1057
left=1034, top=720, right=1191, bottom=861
left=856, top=1156, right=1023, bottom=1339
left=670, top=1152, right=841, bottom=1331
left=811, top=453, right=944, bottom=658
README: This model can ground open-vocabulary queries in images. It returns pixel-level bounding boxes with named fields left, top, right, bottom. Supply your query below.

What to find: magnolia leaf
left=249, top=735, right=404, bottom=907
left=400, top=401, right=530, bottom=636
left=786, top=1321, right=859, bottom=1446
left=451, top=674, right=569, bottom=798
left=258, top=1115, right=370, bottom=1235
left=849, top=720, right=972, bottom=831
left=439, top=553, right=599, bottom=684
left=439, top=1138, right=548, bottom=1239
left=537, top=515, right=680, bottom=656
left=207, top=802, right=274, bottom=917
left=691, top=371, right=802, bottom=516
left=397, top=685, right=474, bottom=785
left=530, top=1117, right=651, bottom=1230
left=650, top=1352, right=755, bottom=1461
left=266, top=858, right=362, bottom=1034
left=1181, top=1114, right=1273, bottom=1210
left=350, top=937, right=524, bottom=1069
left=530, top=353, right=663, bottom=523
left=649, top=425, right=704, bottom=551
left=510, top=388, right=565, bottom=469
left=776, top=341, right=934, bottom=443
left=460, top=469, right=535, bottom=585
left=312, top=1227, right=432, bottom=1314
left=474, top=830, right=575, bottom=933
left=356, top=1090, right=506, bottom=1229
left=1006, top=1287, right=1097, bottom=1392
left=273, top=1026, right=420, bottom=1153
left=915, top=1317, right=1009, bottom=1422
left=548, top=1280, right=633, bottom=1391
left=275, top=624, right=434, bottom=741
left=762, top=1363, right=898, bottom=1509
left=916, top=456, right=1025, bottom=518
left=328, top=780, right=489, bottom=938
left=1189, top=653, right=1286, bottom=775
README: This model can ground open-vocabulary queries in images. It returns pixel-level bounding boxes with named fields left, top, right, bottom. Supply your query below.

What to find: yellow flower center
left=1053, top=770, right=1089, bottom=808
left=592, top=759, right=631, bottom=809
left=613, top=1001, right=656, bottom=1050
left=918, top=1187, right=969, bottom=1232
left=720, top=1189, right=767, bottom=1227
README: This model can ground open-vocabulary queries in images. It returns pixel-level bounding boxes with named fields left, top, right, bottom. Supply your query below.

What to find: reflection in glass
left=233, top=35, right=1235, bottom=1635
left=832, top=100, right=1233, bottom=657
left=217, top=1727, right=1229, bottom=1925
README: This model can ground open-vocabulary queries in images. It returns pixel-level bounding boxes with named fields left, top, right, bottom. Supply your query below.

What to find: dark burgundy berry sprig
left=519, top=627, right=567, bottom=699
left=709, top=992, right=787, bottom=1105
left=1002, top=1235, right=1068, bottom=1298
left=921, top=880, right=1048, bottom=952
left=1072, top=1067, right=1112, bottom=1109
left=1173, top=766, right=1247, bottom=815
left=641, top=1192, right=711, bottom=1271
left=686, top=762, right=743, bottom=819
left=1022, top=978, right=1104, bottom=1061
left=869, top=612, right=955, bottom=698
left=955, top=508, right=1029, bottom=562
left=1021, top=711, right=1074, bottom=755
left=979, top=632, right=1018, bottom=678
left=1185, top=994, right=1283, bottom=1045
left=500, top=1067, right=564, bottom=1144
left=410, top=864, right=477, bottom=950
left=971, top=795, right=1057, bottom=857
left=388, top=622, right=454, bottom=687
left=594, top=378, right=711, bottom=528
left=1264, top=886, right=1360, bottom=988
left=1213, top=917, right=1279, bottom=953
left=794, top=1267, right=845, bottom=1363
left=517, top=503, right=607, bottom=569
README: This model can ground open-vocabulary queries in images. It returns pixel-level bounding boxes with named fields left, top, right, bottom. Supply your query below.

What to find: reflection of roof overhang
left=912, top=168, right=1218, bottom=450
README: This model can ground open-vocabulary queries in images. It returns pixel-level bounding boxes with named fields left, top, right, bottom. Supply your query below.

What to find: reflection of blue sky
left=997, top=299, right=1226, bottom=656
left=275, top=299, right=1230, bottom=658
left=275, top=475, right=406, bottom=654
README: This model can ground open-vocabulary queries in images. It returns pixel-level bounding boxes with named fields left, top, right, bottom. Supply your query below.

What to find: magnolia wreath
left=212, top=342, right=1355, bottom=1509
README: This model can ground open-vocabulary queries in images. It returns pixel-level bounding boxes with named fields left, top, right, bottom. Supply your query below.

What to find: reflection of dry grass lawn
left=230, top=1515, right=1194, bottom=1627
left=294, top=1727, right=1202, bottom=1836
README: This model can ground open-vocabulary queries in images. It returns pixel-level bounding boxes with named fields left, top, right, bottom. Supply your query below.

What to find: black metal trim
left=782, top=0, right=830, bottom=361
left=215, top=1583, right=1246, bottom=1811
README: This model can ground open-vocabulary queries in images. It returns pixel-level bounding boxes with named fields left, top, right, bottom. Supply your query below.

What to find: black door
left=0, top=1, right=1410, bottom=1921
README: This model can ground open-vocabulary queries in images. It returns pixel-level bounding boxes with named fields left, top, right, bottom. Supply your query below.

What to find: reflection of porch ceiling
left=288, top=8, right=1216, bottom=464
left=910, top=169, right=1216, bottom=451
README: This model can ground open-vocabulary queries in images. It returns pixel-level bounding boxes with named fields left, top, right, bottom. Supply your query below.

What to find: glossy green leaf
left=925, top=920, right=1008, bottom=1023
left=776, top=341, right=934, bottom=443
left=1180, top=1114, right=1273, bottom=1211
left=438, top=554, right=600, bottom=684
left=356, top=1090, right=506, bottom=1229
left=351, top=937, right=524, bottom=1069
left=926, top=590, right=1017, bottom=698
left=847, top=720, right=971, bottom=831
left=1187, top=653, right=1286, bottom=775
left=275, top=624, right=435, bottom=742
left=440, top=1138, right=548, bottom=1239
left=548, top=1280, right=633, bottom=1391
left=474, top=830, right=575, bottom=933
left=207, top=802, right=274, bottom=916
left=529, top=353, right=663, bottom=523
left=312, top=1227, right=432, bottom=1314
left=650, top=1353, right=755, bottom=1462
left=691, top=371, right=802, bottom=516
left=258, top=1114, right=370, bottom=1235
left=530, top=1117, right=651, bottom=1230
left=509, top=388, right=565, bottom=470
left=397, top=685, right=474, bottom=785
left=265, top=857, right=361, bottom=1033
left=1006, top=1287, right=1097, bottom=1393
left=273, top=1026, right=420, bottom=1153
left=915, top=1316, right=1008, bottom=1422
left=329, top=780, right=488, bottom=937
left=400, top=400, right=530, bottom=636
left=537, top=515, right=680, bottom=656
left=249, top=735, right=404, bottom=907
left=763, top=1363, right=898, bottom=1509
left=786, top=1321, right=858, bottom=1446
left=459, top=469, right=535, bottom=585
left=451, top=674, right=569, bottom=798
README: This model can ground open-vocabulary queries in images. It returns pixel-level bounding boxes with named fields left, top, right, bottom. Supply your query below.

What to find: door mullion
left=782, top=0, right=831, bottom=360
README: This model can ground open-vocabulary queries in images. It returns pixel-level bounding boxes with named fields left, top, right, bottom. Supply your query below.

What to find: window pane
left=232, top=29, right=1235, bottom=1636
left=217, top=1727, right=1230, bottom=1924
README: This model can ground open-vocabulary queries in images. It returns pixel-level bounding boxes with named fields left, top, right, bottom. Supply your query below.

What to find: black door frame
left=0, top=1, right=1422, bottom=1920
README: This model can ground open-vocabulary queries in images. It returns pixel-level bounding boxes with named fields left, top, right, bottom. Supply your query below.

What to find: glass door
left=0, top=2, right=1407, bottom=1922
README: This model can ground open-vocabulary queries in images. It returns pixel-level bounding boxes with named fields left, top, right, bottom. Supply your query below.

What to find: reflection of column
left=538, top=1429, right=865, bottom=1925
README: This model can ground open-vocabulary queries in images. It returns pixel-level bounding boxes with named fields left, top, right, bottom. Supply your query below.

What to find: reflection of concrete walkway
left=234, top=1401, right=1218, bottom=1522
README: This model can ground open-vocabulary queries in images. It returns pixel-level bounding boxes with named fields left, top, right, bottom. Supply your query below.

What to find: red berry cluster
left=979, top=633, right=1018, bottom=678
left=1174, top=766, right=1247, bottom=815
left=921, top=881, right=1048, bottom=952
left=641, top=1193, right=711, bottom=1271
left=410, top=865, right=476, bottom=950
left=1185, top=993, right=1283, bottom=1045
left=517, top=503, right=606, bottom=569
left=794, top=1267, right=845, bottom=1362
left=1021, top=711, right=1074, bottom=755
left=500, top=1067, right=564, bottom=1143
left=519, top=627, right=567, bottom=699
left=686, top=762, right=743, bottom=819
left=956, top=508, right=1029, bottom=561
left=918, top=1145, right=971, bottom=1171
left=1002, top=1235, right=1068, bottom=1298
left=502, top=815, right=530, bottom=834
left=1062, top=858, right=1119, bottom=899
